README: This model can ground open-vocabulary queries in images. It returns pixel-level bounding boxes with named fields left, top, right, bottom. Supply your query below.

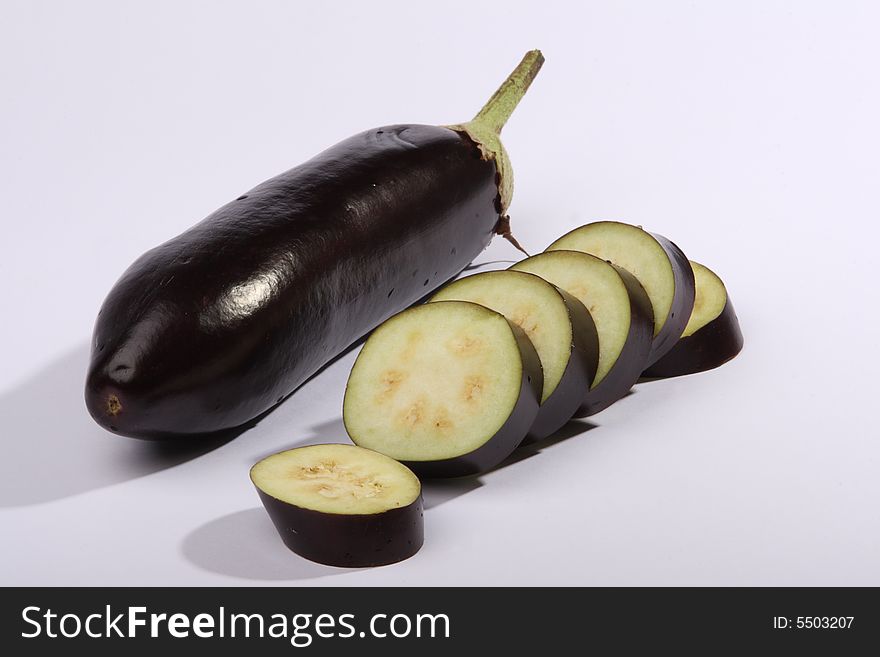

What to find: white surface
left=1, top=0, right=878, bottom=586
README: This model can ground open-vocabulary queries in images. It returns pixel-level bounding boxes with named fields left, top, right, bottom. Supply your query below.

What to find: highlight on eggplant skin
left=84, top=51, right=545, bottom=440
left=642, top=261, right=743, bottom=379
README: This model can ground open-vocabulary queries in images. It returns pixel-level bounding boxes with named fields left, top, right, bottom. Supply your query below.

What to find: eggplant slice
left=642, top=261, right=743, bottom=378
left=343, top=301, right=542, bottom=477
left=430, top=270, right=599, bottom=442
left=546, top=221, right=695, bottom=366
left=251, top=444, right=423, bottom=567
left=510, top=251, right=653, bottom=416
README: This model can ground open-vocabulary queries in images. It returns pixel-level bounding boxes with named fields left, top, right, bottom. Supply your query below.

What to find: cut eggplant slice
left=343, top=301, right=543, bottom=477
left=510, top=251, right=653, bottom=416
left=546, top=221, right=695, bottom=366
left=643, top=261, right=743, bottom=378
left=429, top=270, right=599, bottom=442
left=250, top=443, right=423, bottom=567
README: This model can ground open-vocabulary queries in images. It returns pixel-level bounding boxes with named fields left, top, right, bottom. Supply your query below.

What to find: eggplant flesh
left=643, top=262, right=743, bottom=378
left=86, top=125, right=498, bottom=439
left=343, top=301, right=543, bottom=478
left=401, top=321, right=542, bottom=478
left=546, top=221, right=695, bottom=367
left=429, top=270, right=599, bottom=443
left=523, top=288, right=598, bottom=441
left=577, top=265, right=654, bottom=416
left=510, top=251, right=654, bottom=417
left=251, top=444, right=423, bottom=567
left=646, top=232, right=696, bottom=365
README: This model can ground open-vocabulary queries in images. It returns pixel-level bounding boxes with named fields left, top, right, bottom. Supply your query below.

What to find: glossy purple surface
left=86, top=125, right=499, bottom=439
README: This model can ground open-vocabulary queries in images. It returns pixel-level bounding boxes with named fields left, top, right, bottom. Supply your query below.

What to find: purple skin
left=85, top=125, right=500, bottom=440
left=575, top=265, right=654, bottom=417
left=643, top=233, right=696, bottom=367
left=642, top=296, right=743, bottom=379
left=256, top=489, right=424, bottom=568
left=522, top=289, right=599, bottom=443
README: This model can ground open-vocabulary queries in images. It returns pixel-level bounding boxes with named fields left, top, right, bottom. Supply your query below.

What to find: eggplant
left=343, top=301, right=543, bottom=478
left=251, top=444, right=423, bottom=567
left=510, top=251, right=654, bottom=416
left=643, top=261, right=743, bottom=378
left=429, top=270, right=599, bottom=442
left=85, top=51, right=544, bottom=439
left=546, top=221, right=695, bottom=366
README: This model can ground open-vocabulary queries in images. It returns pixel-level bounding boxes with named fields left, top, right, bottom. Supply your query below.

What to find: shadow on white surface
left=181, top=508, right=357, bottom=581
left=302, top=417, right=349, bottom=444
left=0, top=344, right=234, bottom=507
left=461, top=259, right=518, bottom=273
left=419, top=419, right=599, bottom=510
left=248, top=417, right=351, bottom=465
left=422, top=478, right=484, bottom=509
left=491, top=418, right=599, bottom=472
left=180, top=418, right=599, bottom=582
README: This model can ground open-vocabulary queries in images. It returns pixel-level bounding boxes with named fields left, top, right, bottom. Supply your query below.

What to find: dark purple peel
left=645, top=233, right=695, bottom=366
left=251, top=444, right=424, bottom=567
left=545, top=222, right=695, bottom=368
left=85, top=125, right=498, bottom=440
left=85, top=51, right=546, bottom=440
left=524, top=289, right=599, bottom=442
left=510, top=252, right=654, bottom=419
left=643, top=296, right=743, bottom=379
left=256, top=489, right=424, bottom=568
left=576, top=266, right=654, bottom=417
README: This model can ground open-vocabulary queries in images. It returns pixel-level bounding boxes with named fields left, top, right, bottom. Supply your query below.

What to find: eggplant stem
left=447, top=50, right=544, bottom=216
left=472, top=50, right=545, bottom=135
left=494, top=215, right=530, bottom=257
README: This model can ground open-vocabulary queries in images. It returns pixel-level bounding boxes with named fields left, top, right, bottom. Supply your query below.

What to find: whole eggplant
left=85, top=51, right=544, bottom=439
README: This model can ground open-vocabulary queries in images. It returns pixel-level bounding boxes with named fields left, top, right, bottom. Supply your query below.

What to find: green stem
left=448, top=50, right=544, bottom=217
left=471, top=49, right=545, bottom=135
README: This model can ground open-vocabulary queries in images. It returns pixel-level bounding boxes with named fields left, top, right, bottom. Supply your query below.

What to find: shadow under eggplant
left=0, top=344, right=238, bottom=508
left=180, top=507, right=360, bottom=581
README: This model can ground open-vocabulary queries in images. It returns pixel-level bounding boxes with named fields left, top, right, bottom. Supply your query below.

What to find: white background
left=1, top=0, right=878, bottom=586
